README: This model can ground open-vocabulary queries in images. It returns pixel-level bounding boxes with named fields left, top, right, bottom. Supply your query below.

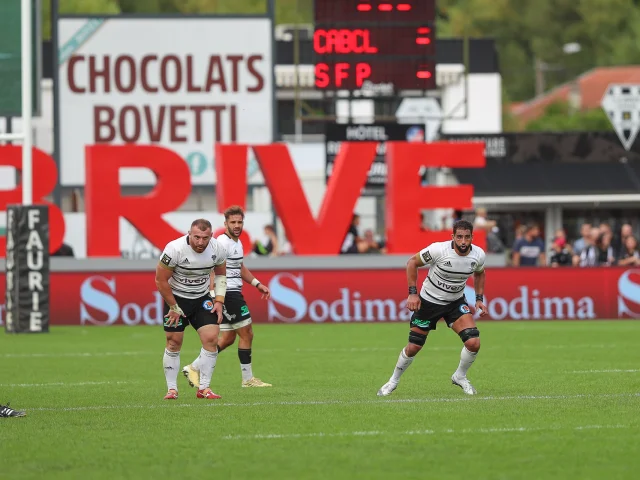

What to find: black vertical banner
left=5, top=205, right=50, bottom=334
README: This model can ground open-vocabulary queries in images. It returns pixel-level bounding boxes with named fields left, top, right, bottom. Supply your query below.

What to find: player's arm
left=473, top=259, right=488, bottom=317
left=155, top=248, right=179, bottom=309
left=241, top=264, right=260, bottom=287
left=155, top=264, right=178, bottom=307
left=241, top=264, right=271, bottom=298
left=406, top=253, right=425, bottom=293
left=211, top=261, right=227, bottom=304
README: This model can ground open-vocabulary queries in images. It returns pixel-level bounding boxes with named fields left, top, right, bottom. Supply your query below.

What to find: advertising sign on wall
left=1, top=268, right=638, bottom=326
left=57, top=17, right=274, bottom=186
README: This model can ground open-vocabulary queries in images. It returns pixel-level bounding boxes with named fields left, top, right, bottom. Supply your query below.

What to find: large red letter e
left=385, top=141, right=486, bottom=253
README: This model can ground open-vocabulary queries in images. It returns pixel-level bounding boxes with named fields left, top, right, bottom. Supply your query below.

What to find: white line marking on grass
left=0, top=381, right=135, bottom=388
left=1, top=344, right=623, bottom=359
left=30, top=392, right=640, bottom=413
left=0, top=351, right=154, bottom=358
left=571, top=369, right=640, bottom=373
left=221, top=424, right=631, bottom=441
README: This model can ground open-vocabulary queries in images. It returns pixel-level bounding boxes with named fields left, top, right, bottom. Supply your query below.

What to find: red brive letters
left=0, top=141, right=486, bottom=257
left=0, top=147, right=65, bottom=256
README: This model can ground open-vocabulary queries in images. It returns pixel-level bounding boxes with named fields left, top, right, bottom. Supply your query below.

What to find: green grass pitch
left=1, top=321, right=639, bottom=479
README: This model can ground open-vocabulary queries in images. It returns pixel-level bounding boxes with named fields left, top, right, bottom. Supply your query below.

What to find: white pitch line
left=30, top=392, right=640, bottom=413
left=221, top=424, right=631, bottom=441
left=571, top=369, right=640, bottom=374
left=0, top=351, right=154, bottom=359
left=0, top=344, right=624, bottom=359
left=0, top=381, right=135, bottom=388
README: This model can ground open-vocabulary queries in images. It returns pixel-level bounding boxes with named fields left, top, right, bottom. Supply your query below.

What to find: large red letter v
left=252, top=143, right=378, bottom=254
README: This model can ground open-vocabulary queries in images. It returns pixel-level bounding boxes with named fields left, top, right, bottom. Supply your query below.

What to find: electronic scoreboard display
left=314, top=0, right=437, bottom=90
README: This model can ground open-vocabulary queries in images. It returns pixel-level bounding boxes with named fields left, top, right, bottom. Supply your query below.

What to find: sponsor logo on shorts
left=203, top=299, right=214, bottom=311
left=241, top=305, right=250, bottom=316
left=412, top=318, right=431, bottom=328
left=459, top=304, right=471, bottom=314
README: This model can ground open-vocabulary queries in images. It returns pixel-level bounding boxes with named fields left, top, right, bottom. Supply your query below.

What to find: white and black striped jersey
left=418, top=241, right=486, bottom=305
left=159, top=235, right=227, bottom=299
left=217, top=233, right=244, bottom=293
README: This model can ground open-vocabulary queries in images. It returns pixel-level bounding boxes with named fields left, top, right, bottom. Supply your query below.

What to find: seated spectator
left=580, top=232, right=615, bottom=266
left=549, top=237, right=573, bottom=267
left=253, top=224, right=280, bottom=257
left=616, top=223, right=634, bottom=254
left=362, top=229, right=387, bottom=254
left=572, top=222, right=591, bottom=257
left=52, top=242, right=75, bottom=257
left=340, top=214, right=368, bottom=254
left=512, top=223, right=546, bottom=267
left=573, top=226, right=600, bottom=265
left=617, top=236, right=640, bottom=266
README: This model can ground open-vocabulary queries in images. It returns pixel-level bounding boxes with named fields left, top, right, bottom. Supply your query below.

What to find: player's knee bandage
left=212, top=275, right=227, bottom=303
left=458, top=327, right=480, bottom=343
left=409, top=331, right=427, bottom=346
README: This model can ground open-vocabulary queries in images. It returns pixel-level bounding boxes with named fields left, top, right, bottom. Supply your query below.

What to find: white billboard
left=57, top=17, right=273, bottom=186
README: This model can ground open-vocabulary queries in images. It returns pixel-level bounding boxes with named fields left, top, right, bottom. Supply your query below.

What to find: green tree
left=43, top=0, right=120, bottom=39
left=524, top=102, right=614, bottom=131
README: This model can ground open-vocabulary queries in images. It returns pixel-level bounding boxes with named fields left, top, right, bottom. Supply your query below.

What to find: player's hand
left=475, top=301, right=488, bottom=317
left=213, top=301, right=224, bottom=324
left=166, top=304, right=185, bottom=327
left=257, top=283, right=271, bottom=300
left=407, top=294, right=421, bottom=312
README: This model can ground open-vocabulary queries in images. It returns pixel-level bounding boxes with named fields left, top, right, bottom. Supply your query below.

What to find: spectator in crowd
left=52, top=242, right=75, bottom=257
left=580, top=231, right=616, bottom=266
left=512, top=223, right=546, bottom=267
left=440, top=209, right=464, bottom=231
left=252, top=224, right=280, bottom=257
left=572, top=222, right=592, bottom=257
left=617, top=235, right=640, bottom=266
left=573, top=226, right=601, bottom=265
left=473, top=208, right=505, bottom=253
left=362, top=229, right=387, bottom=254
left=549, top=236, right=573, bottom=267
left=340, top=214, right=368, bottom=254
left=616, top=223, right=634, bottom=254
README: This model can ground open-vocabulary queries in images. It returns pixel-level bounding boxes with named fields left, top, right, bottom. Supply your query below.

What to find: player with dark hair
left=377, top=219, right=488, bottom=396
left=155, top=218, right=228, bottom=400
left=183, top=206, right=273, bottom=388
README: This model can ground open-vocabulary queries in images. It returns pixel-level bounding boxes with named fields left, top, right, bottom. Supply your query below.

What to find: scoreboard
left=313, top=0, right=437, bottom=91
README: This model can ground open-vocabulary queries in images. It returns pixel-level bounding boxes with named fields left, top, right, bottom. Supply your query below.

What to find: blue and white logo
left=202, top=299, right=214, bottom=311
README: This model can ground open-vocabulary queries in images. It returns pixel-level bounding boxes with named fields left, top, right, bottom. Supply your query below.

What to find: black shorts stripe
left=227, top=257, right=243, bottom=261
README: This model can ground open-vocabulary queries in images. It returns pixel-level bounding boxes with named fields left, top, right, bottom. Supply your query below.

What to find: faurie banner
left=0, top=267, right=638, bottom=326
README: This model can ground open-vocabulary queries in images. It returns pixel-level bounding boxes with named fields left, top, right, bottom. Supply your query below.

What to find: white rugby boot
left=451, top=374, right=477, bottom=395
left=377, top=380, right=399, bottom=397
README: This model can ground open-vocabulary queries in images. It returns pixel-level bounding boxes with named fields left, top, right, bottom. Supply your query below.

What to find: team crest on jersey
left=211, top=254, right=217, bottom=261
left=421, top=251, right=432, bottom=263
left=202, top=299, right=214, bottom=311
left=459, top=305, right=471, bottom=314
left=161, top=254, right=172, bottom=266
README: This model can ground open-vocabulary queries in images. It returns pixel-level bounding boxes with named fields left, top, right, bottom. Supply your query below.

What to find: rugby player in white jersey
left=378, top=220, right=488, bottom=397
left=182, top=206, right=273, bottom=388
left=155, top=219, right=228, bottom=400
